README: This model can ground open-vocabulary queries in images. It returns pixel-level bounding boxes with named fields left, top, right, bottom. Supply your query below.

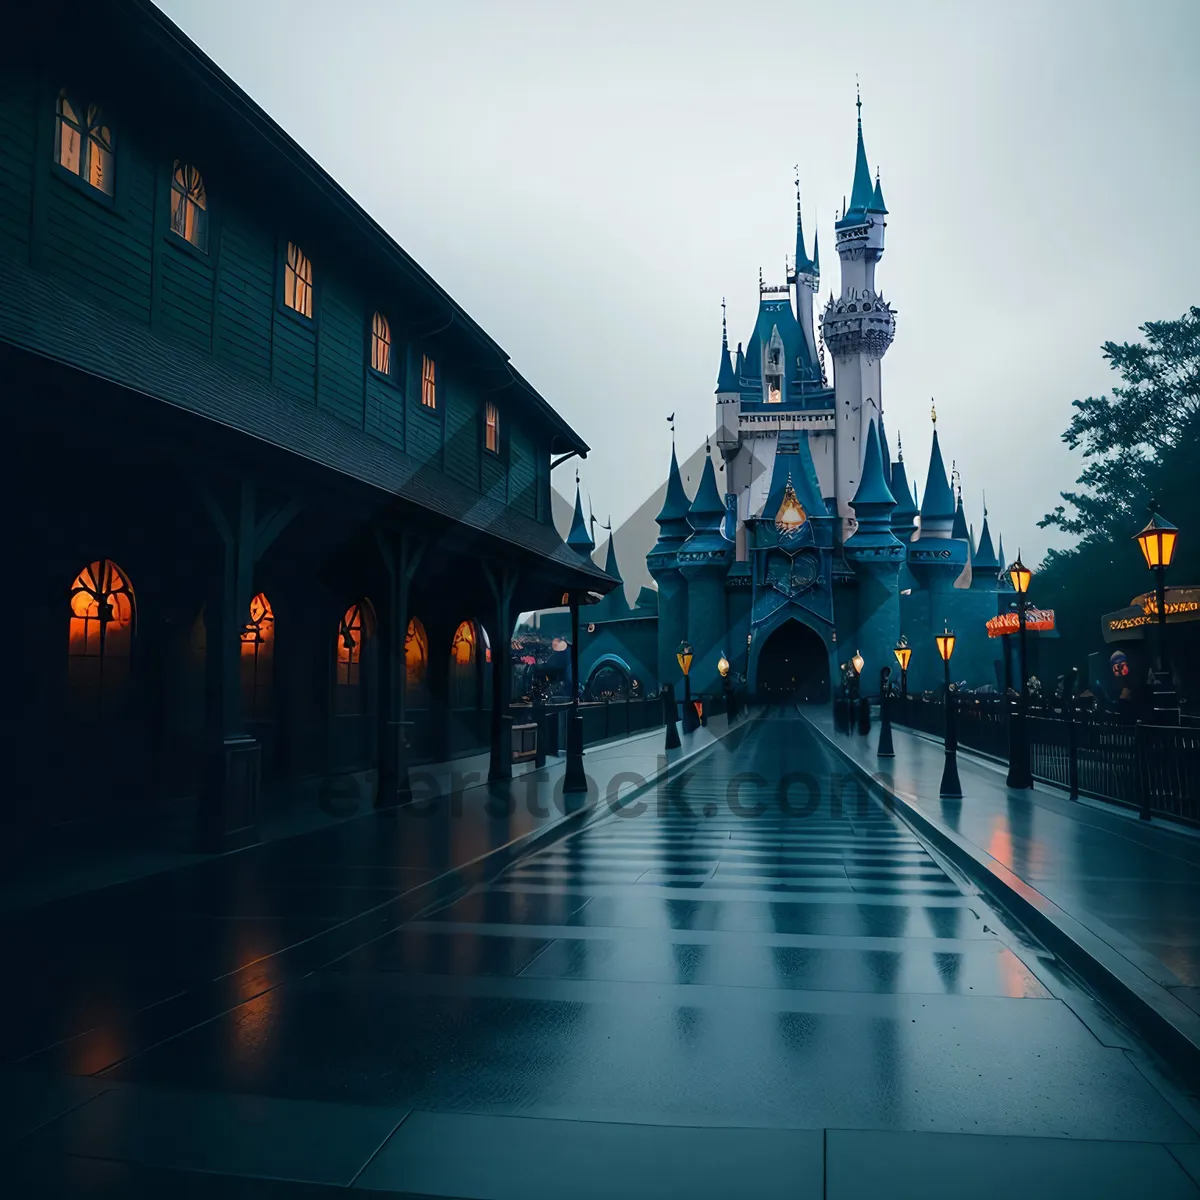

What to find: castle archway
left=754, top=619, right=830, bottom=703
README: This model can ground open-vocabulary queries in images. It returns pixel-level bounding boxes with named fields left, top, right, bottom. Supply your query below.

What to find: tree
left=1041, top=307, right=1200, bottom=544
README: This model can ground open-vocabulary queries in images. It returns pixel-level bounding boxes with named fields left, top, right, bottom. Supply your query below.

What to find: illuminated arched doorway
left=240, top=592, right=274, bottom=721
left=449, top=620, right=478, bottom=709
left=405, top=617, right=429, bottom=707
left=585, top=655, right=633, bottom=701
left=755, top=619, right=829, bottom=703
left=331, top=598, right=377, bottom=770
left=67, top=558, right=135, bottom=717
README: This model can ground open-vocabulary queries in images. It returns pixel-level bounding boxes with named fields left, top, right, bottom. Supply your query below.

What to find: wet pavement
left=5, top=714, right=1200, bottom=1196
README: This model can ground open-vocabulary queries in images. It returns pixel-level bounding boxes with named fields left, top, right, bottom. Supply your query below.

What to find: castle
left=555, top=96, right=1016, bottom=703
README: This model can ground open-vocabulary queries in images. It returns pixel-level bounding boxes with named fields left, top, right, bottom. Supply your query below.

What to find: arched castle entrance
left=754, top=619, right=830, bottom=703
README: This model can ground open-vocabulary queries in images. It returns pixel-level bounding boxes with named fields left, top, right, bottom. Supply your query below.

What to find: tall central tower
left=820, top=92, right=896, bottom=539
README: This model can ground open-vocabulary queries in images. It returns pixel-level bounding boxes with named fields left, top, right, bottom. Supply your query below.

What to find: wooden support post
left=483, top=563, right=518, bottom=783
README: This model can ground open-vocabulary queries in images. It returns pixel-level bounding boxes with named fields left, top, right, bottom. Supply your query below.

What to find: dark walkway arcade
left=5, top=716, right=1200, bottom=1196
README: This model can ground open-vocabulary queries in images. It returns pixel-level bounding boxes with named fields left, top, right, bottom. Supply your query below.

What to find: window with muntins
left=170, top=161, right=208, bottom=251
left=284, top=242, right=313, bottom=318
left=240, top=593, right=275, bottom=720
left=67, top=559, right=134, bottom=716
left=421, top=355, right=436, bottom=408
left=371, top=312, right=391, bottom=374
left=485, top=401, right=500, bottom=453
left=55, top=89, right=114, bottom=196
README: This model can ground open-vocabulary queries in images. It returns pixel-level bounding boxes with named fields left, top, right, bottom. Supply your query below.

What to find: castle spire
left=566, top=473, right=595, bottom=559
left=868, top=168, right=888, bottom=215
left=715, top=298, right=738, bottom=393
left=846, top=82, right=875, bottom=218
left=919, top=418, right=956, bottom=535
left=793, top=171, right=816, bottom=276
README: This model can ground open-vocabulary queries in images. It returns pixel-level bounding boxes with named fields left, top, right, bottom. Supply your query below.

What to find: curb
left=805, top=714, right=1200, bottom=1085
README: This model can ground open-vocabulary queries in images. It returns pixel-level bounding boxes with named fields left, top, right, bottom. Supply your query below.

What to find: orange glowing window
left=485, top=401, right=500, bottom=453
left=284, top=242, right=313, bottom=318
left=371, top=312, right=391, bottom=374
left=240, top=592, right=274, bottom=721
left=170, top=161, right=208, bottom=251
left=421, top=354, right=436, bottom=408
left=68, top=559, right=134, bottom=715
left=404, top=617, right=429, bottom=700
left=451, top=620, right=475, bottom=666
left=56, top=89, right=114, bottom=196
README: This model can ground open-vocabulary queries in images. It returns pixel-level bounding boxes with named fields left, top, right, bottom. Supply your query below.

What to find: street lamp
left=936, top=626, right=962, bottom=798
left=877, top=665, right=895, bottom=758
left=718, top=651, right=737, bottom=721
left=893, top=638, right=911, bottom=700
left=678, top=640, right=699, bottom=734
left=1005, top=552, right=1033, bottom=789
left=1135, top=499, right=1180, bottom=722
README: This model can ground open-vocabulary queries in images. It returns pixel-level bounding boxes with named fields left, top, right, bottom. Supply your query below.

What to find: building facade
left=0, top=0, right=613, bottom=858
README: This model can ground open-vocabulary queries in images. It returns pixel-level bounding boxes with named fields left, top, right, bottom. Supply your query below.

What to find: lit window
left=240, top=593, right=275, bottom=721
left=405, top=616, right=428, bottom=703
left=449, top=620, right=477, bottom=709
left=284, top=242, right=313, bottom=318
left=451, top=620, right=475, bottom=666
left=335, top=600, right=375, bottom=715
left=68, top=559, right=134, bottom=716
left=485, top=401, right=500, bottom=453
left=170, top=161, right=208, bottom=251
left=421, top=354, right=436, bottom=408
left=55, top=89, right=114, bottom=196
left=371, top=312, right=391, bottom=374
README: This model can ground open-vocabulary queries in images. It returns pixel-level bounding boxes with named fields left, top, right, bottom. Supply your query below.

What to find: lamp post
left=1005, top=553, right=1033, bottom=789
left=937, top=627, right=962, bottom=798
left=678, top=641, right=699, bottom=734
left=563, top=593, right=588, bottom=793
left=893, top=638, right=911, bottom=701
left=877, top=665, right=895, bottom=758
left=718, top=652, right=736, bottom=721
left=851, top=650, right=868, bottom=734
left=1134, top=499, right=1180, bottom=723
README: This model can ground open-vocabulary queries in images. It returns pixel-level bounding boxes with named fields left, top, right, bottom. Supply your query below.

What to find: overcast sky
left=158, top=0, right=1200, bottom=565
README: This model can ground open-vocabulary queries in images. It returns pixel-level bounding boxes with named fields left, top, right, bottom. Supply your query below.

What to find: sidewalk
left=0, top=721, right=722, bottom=915
left=807, top=709, right=1200, bottom=1075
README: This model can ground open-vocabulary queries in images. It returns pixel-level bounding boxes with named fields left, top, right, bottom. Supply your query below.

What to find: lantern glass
left=894, top=642, right=912, bottom=671
left=1008, top=556, right=1031, bottom=595
left=717, top=653, right=730, bottom=678
left=936, top=630, right=956, bottom=662
left=676, top=641, right=693, bottom=676
left=851, top=650, right=865, bottom=675
left=1134, top=504, right=1179, bottom=570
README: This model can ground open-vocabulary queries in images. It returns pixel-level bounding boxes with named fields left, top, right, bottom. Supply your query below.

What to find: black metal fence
left=892, top=694, right=1200, bottom=824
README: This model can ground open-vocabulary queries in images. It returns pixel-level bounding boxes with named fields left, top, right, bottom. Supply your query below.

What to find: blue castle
left=554, top=96, right=1016, bottom=703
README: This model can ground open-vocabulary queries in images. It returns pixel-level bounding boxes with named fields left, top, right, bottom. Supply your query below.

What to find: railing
left=891, top=694, right=1200, bottom=823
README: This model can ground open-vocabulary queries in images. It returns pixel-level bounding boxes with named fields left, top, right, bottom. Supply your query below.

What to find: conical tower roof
left=688, top=448, right=726, bottom=531
left=952, top=491, right=970, bottom=541
left=848, top=419, right=901, bottom=554
left=794, top=191, right=816, bottom=276
left=920, top=429, right=956, bottom=524
left=655, top=444, right=690, bottom=527
left=602, top=528, right=623, bottom=583
left=868, top=170, right=888, bottom=214
left=839, top=88, right=876, bottom=225
left=974, top=511, right=1000, bottom=571
left=715, top=303, right=738, bottom=394
left=890, top=441, right=918, bottom=538
left=566, top=480, right=594, bottom=559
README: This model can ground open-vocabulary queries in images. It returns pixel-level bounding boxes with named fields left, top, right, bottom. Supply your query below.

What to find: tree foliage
left=1040, top=306, right=1200, bottom=542
left=1035, top=309, right=1200, bottom=678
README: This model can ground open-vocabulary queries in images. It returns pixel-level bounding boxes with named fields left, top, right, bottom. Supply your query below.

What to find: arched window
left=170, top=161, right=208, bottom=251
left=56, top=89, right=114, bottom=195
left=485, top=401, right=500, bottom=454
left=335, top=599, right=375, bottom=715
left=404, top=617, right=428, bottom=704
left=451, top=621, right=475, bottom=666
left=240, top=593, right=274, bottom=721
left=68, top=559, right=134, bottom=715
left=371, top=312, right=391, bottom=375
left=421, top=354, right=436, bottom=408
left=283, top=242, right=313, bottom=318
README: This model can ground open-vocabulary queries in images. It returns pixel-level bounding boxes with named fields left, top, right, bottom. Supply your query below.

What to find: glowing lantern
left=893, top=639, right=912, bottom=672
left=774, top=476, right=807, bottom=533
left=1135, top=502, right=1179, bottom=570
left=851, top=650, right=865, bottom=675
left=677, top=641, right=694, bottom=676
left=717, top=653, right=730, bottom=678
left=1007, top=553, right=1032, bottom=595
left=936, top=628, right=956, bottom=662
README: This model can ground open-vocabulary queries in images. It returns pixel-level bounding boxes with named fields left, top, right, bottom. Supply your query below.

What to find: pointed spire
left=813, top=228, right=820, bottom=274
left=849, top=419, right=901, bottom=552
left=602, top=523, right=623, bottom=583
left=868, top=168, right=888, bottom=214
left=656, top=443, right=691, bottom=527
left=919, top=424, right=956, bottom=529
left=688, top=446, right=726, bottom=529
left=735, top=340, right=746, bottom=380
left=845, top=82, right=875, bottom=218
left=715, top=298, right=738, bottom=393
left=794, top=172, right=816, bottom=276
left=974, top=508, right=1000, bottom=573
left=566, top=474, right=595, bottom=559
left=952, top=488, right=970, bottom=542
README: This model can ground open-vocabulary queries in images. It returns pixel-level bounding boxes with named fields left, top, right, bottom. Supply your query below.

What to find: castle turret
left=715, top=301, right=741, bottom=459
left=647, top=444, right=691, bottom=685
left=789, top=183, right=820, bottom=366
left=594, top=526, right=630, bottom=620
left=917, top=421, right=956, bottom=539
left=678, top=446, right=733, bottom=692
left=819, top=89, right=897, bottom=533
left=846, top=419, right=904, bottom=689
left=971, top=506, right=1002, bottom=590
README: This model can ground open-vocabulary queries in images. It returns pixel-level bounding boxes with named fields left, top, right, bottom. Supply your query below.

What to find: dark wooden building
left=0, top=0, right=611, bottom=857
